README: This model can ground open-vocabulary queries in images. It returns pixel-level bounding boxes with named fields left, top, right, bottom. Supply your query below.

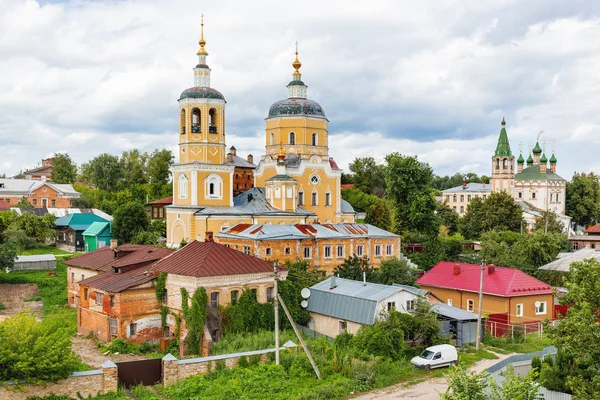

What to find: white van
left=410, top=344, right=458, bottom=370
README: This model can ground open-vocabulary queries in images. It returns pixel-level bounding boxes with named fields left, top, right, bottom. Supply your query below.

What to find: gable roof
left=0, top=179, right=79, bottom=196
left=225, top=154, right=256, bottom=169
left=65, top=244, right=173, bottom=272
left=306, top=277, right=421, bottom=325
left=79, top=266, right=157, bottom=293
left=150, top=241, right=276, bottom=277
left=441, top=183, right=491, bottom=193
left=82, top=221, right=111, bottom=237
left=147, top=196, right=173, bottom=206
left=415, top=261, right=553, bottom=297
left=584, top=224, right=600, bottom=234
left=55, top=213, right=109, bottom=231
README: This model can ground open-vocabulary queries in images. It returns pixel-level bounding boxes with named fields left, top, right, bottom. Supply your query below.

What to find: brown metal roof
left=147, top=196, right=173, bottom=206
left=65, top=244, right=173, bottom=272
left=79, top=262, right=158, bottom=292
left=151, top=241, right=275, bottom=277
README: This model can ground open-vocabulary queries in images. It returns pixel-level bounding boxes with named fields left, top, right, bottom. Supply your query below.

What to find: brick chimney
left=462, top=176, right=467, bottom=190
left=229, top=146, right=237, bottom=156
left=226, top=153, right=233, bottom=163
left=487, top=264, right=496, bottom=274
left=110, top=239, right=118, bottom=250
left=205, top=231, right=214, bottom=242
left=247, top=154, right=254, bottom=164
left=42, top=158, right=54, bottom=167
left=453, top=264, right=461, bottom=275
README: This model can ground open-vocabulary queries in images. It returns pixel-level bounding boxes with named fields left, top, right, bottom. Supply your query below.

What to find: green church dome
left=550, top=153, right=557, bottom=164
left=527, top=154, right=534, bottom=164
left=540, top=153, right=548, bottom=164
left=179, top=87, right=226, bottom=101
left=532, top=141, right=542, bottom=154
left=517, top=154, right=525, bottom=164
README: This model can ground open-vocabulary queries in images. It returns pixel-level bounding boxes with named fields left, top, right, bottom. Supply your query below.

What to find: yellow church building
left=166, top=21, right=358, bottom=247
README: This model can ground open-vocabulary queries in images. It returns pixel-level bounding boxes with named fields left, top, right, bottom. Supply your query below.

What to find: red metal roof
left=415, top=261, right=553, bottom=297
left=584, top=224, right=600, bottom=234
left=151, top=241, right=275, bottom=277
left=294, top=224, right=318, bottom=235
left=147, top=196, right=173, bottom=206
left=65, top=244, right=173, bottom=272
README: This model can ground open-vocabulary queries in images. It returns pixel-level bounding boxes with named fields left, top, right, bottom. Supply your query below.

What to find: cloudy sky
left=1, top=0, right=599, bottom=179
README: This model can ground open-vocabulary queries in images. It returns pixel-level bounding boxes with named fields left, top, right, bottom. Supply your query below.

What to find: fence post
left=511, top=325, right=514, bottom=340
left=162, top=353, right=178, bottom=387
left=101, top=360, right=118, bottom=394
left=524, top=324, right=527, bottom=338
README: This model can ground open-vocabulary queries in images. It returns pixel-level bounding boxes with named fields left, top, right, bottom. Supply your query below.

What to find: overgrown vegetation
left=98, top=338, right=159, bottom=356
left=185, top=287, right=208, bottom=355
left=210, top=329, right=298, bottom=355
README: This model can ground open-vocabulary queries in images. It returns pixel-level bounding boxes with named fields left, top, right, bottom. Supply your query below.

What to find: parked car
left=410, top=344, right=458, bottom=370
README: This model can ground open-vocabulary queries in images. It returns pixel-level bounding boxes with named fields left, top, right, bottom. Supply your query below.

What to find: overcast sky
left=1, top=0, right=599, bottom=179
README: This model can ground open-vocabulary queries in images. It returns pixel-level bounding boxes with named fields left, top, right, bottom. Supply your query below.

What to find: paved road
left=352, top=351, right=514, bottom=400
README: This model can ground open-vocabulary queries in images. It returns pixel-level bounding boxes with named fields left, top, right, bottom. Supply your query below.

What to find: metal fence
left=296, top=325, right=334, bottom=341
left=487, top=320, right=545, bottom=339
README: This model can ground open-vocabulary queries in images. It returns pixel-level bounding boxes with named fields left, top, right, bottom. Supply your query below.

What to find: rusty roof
left=217, top=223, right=398, bottom=241
left=150, top=241, right=275, bottom=277
left=65, top=244, right=174, bottom=272
left=79, top=262, right=158, bottom=292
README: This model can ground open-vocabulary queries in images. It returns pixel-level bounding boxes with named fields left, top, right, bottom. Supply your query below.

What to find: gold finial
left=197, top=14, right=208, bottom=56
left=292, top=41, right=302, bottom=73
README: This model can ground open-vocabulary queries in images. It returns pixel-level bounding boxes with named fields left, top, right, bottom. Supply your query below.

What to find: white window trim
left=324, top=245, right=332, bottom=259
left=337, top=245, right=344, bottom=258
left=467, top=299, right=474, bottom=312
left=178, top=173, right=188, bottom=199
left=535, top=301, right=547, bottom=315
left=374, top=245, right=382, bottom=257
left=303, top=247, right=311, bottom=259
left=386, top=244, right=393, bottom=256
left=516, top=303, right=523, bottom=317
left=204, top=173, right=223, bottom=200
left=356, top=245, right=363, bottom=257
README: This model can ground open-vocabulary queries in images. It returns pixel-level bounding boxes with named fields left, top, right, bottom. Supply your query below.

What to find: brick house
left=416, top=262, right=554, bottom=334
left=225, top=146, right=256, bottom=196
left=216, top=223, right=401, bottom=273
left=569, top=223, right=600, bottom=250
left=0, top=178, right=80, bottom=208
left=22, top=158, right=54, bottom=181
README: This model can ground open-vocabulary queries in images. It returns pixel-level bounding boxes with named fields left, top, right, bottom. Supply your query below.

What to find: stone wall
left=0, top=362, right=118, bottom=400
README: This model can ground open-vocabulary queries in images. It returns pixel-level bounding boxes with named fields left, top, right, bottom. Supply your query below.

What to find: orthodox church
left=442, top=118, right=571, bottom=231
left=166, top=22, right=356, bottom=247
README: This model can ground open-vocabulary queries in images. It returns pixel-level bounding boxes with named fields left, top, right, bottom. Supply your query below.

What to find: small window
left=535, top=301, right=546, bottom=315
left=96, top=292, right=103, bottom=306
left=129, top=323, right=137, bottom=336
left=460, top=206, right=464, bottom=213
left=482, top=195, right=487, bottom=199
left=375, top=245, right=382, bottom=257
left=406, top=300, right=415, bottom=311
left=71, top=272, right=74, bottom=284
left=303, top=247, right=311, bottom=259
left=243, top=246, right=251, bottom=255
left=532, top=192, right=536, bottom=199
left=339, top=321, right=347, bottom=334
left=312, top=133, right=317, bottom=146
left=324, top=246, right=332, bottom=259
left=153, top=208, right=158, bottom=219
left=32, top=199, right=37, bottom=206
left=178, top=173, right=188, bottom=198
left=210, top=292, right=219, bottom=308
left=84, top=288, right=88, bottom=300
left=387, top=302, right=396, bottom=311
left=386, top=244, right=393, bottom=256
left=287, top=187, right=293, bottom=199
left=209, top=183, right=215, bottom=195
left=251, top=288, right=258, bottom=297
left=275, top=187, right=281, bottom=199
left=337, top=245, right=344, bottom=258
left=231, top=290, right=239, bottom=305
left=356, top=245, right=363, bottom=257
left=460, top=195, right=464, bottom=202
left=110, top=295, right=114, bottom=308
left=311, top=192, right=317, bottom=206
left=265, top=248, right=272, bottom=256
left=518, top=192, right=523, bottom=199
left=467, top=195, right=471, bottom=202
left=453, top=194, right=457, bottom=202
left=298, top=191, right=304, bottom=206
left=516, top=303, right=523, bottom=317
left=467, top=299, right=474, bottom=312
left=284, top=247, right=291, bottom=255
left=267, top=287, right=274, bottom=302
left=325, top=192, right=331, bottom=206
left=447, top=299, right=452, bottom=306
left=289, top=132, right=296, bottom=145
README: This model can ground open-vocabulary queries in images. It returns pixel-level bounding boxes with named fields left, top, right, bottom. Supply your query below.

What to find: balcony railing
left=209, top=125, right=217, bottom=134
left=191, top=125, right=201, bottom=133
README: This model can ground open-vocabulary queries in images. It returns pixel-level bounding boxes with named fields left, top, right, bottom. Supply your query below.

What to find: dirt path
left=71, top=336, right=151, bottom=369
left=0, top=283, right=43, bottom=321
left=352, top=351, right=515, bottom=400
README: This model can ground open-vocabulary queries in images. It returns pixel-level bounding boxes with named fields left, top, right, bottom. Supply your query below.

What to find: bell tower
left=490, top=117, right=515, bottom=193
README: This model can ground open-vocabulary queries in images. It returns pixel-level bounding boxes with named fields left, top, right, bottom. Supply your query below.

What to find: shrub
left=237, top=356, right=249, bottom=368
left=531, top=355, right=542, bottom=374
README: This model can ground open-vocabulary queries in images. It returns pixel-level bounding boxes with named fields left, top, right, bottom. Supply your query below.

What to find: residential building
left=569, top=223, right=600, bottom=250
left=65, top=243, right=174, bottom=310
left=83, top=222, right=112, bottom=252
left=56, top=213, right=110, bottom=252
left=0, top=200, right=9, bottom=211
left=11, top=207, right=112, bottom=221
left=166, top=23, right=360, bottom=247
left=21, top=158, right=54, bottom=181
left=215, top=223, right=401, bottom=273
left=0, top=178, right=80, bottom=208
left=147, top=196, right=172, bottom=221
left=539, top=248, right=600, bottom=272
left=438, top=118, right=571, bottom=232
left=416, top=262, right=554, bottom=327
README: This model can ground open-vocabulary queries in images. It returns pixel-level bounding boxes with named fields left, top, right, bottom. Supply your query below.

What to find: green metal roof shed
left=82, top=221, right=112, bottom=252
left=55, top=213, right=109, bottom=231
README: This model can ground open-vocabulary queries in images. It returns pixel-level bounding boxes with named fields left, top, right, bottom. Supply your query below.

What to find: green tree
left=81, top=153, right=125, bottom=192
left=365, top=198, right=392, bottom=231
left=185, top=287, right=208, bottom=355
left=372, top=257, right=418, bottom=286
left=112, top=202, right=150, bottom=243
left=0, top=241, right=17, bottom=272
left=437, top=201, right=459, bottom=235
left=3, top=229, right=36, bottom=255
left=349, top=157, right=386, bottom=196
left=334, top=255, right=374, bottom=281
left=51, top=153, right=77, bottom=184
left=460, top=192, right=523, bottom=239
left=384, top=153, right=439, bottom=236
left=147, top=149, right=174, bottom=198
left=566, top=172, right=600, bottom=227
left=16, top=196, right=33, bottom=209
left=442, top=365, right=488, bottom=400
left=122, top=149, right=149, bottom=186
left=534, top=211, right=565, bottom=234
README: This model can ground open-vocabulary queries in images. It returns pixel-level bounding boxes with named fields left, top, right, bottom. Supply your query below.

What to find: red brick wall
left=233, top=167, right=254, bottom=196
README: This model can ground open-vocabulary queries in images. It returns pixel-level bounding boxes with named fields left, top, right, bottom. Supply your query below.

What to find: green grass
left=26, top=390, right=129, bottom=399
left=130, top=385, right=162, bottom=400
left=482, top=333, right=553, bottom=354
left=210, top=329, right=299, bottom=355
left=21, top=244, right=72, bottom=256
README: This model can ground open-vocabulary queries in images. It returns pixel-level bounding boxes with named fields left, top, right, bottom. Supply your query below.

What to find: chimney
left=110, top=239, right=118, bottom=250
left=462, top=176, right=467, bottom=190
left=247, top=154, right=254, bottom=164
left=205, top=231, right=214, bottom=242
left=226, top=153, right=233, bottom=163
left=229, top=146, right=237, bottom=156
left=42, top=158, right=54, bottom=167
left=453, top=264, right=461, bottom=275
left=330, top=275, right=337, bottom=290
left=487, top=264, right=496, bottom=274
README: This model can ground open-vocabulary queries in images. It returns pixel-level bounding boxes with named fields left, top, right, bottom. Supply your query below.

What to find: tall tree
left=81, top=153, right=125, bottom=192
left=147, top=149, right=174, bottom=198
left=51, top=153, right=77, bottom=184
left=372, top=257, right=418, bottom=286
left=534, top=211, right=565, bottom=234
left=365, top=198, right=392, bottom=231
left=460, top=192, right=523, bottom=239
left=0, top=241, right=17, bottom=272
left=349, top=157, right=386, bottom=196
left=121, top=149, right=148, bottom=187
left=112, top=202, right=149, bottom=243
left=384, top=153, right=438, bottom=236
left=436, top=201, right=459, bottom=235
left=566, top=172, right=600, bottom=228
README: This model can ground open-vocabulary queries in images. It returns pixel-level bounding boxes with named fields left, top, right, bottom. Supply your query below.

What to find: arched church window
left=311, top=191, right=318, bottom=206
left=312, top=133, right=317, bottom=146
left=298, top=190, right=304, bottom=206
left=270, top=133, right=274, bottom=146
left=289, top=132, right=295, bottom=145
left=496, top=159, right=500, bottom=169
left=204, top=174, right=223, bottom=199
left=275, top=187, right=281, bottom=199
left=209, top=109, right=217, bottom=133
left=209, top=183, right=215, bottom=195
left=178, top=174, right=188, bottom=199
left=180, top=109, right=186, bottom=134
left=503, top=158, right=508, bottom=169
left=192, top=108, right=201, bottom=133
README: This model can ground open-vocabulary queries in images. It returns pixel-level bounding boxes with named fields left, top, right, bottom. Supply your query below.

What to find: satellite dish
left=301, top=288, right=311, bottom=299
left=301, top=300, right=308, bottom=308
left=535, top=301, right=541, bottom=308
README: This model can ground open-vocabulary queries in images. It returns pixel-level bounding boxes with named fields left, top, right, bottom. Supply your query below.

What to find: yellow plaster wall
left=172, top=170, right=233, bottom=208
left=178, top=102, right=226, bottom=164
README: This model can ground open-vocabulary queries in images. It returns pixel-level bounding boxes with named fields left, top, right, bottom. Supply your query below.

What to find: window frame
left=303, top=247, right=311, bottom=259
left=265, top=248, right=272, bottom=256
left=387, top=302, right=396, bottom=311
left=516, top=303, right=523, bottom=317
left=386, top=244, right=393, bottom=256
left=356, top=245, right=363, bottom=257
left=243, top=246, right=251, bottom=255
left=374, top=245, right=382, bottom=257
left=210, top=292, right=220, bottom=308
left=467, top=299, right=474, bottom=312
left=284, top=247, right=291, bottom=255
left=535, top=301, right=547, bottom=315
left=324, top=245, right=332, bottom=259
left=230, top=290, right=239, bottom=305
left=178, top=173, right=188, bottom=199
left=336, top=245, right=344, bottom=258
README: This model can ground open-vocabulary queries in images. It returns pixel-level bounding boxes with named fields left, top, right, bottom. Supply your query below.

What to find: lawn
left=482, top=333, right=553, bottom=354
left=20, top=244, right=72, bottom=256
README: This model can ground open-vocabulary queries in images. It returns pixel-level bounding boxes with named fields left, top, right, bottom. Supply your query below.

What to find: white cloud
left=0, top=0, right=599, bottom=180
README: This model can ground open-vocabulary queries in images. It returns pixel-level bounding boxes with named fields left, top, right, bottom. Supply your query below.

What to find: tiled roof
left=150, top=241, right=276, bottom=277
left=78, top=263, right=157, bottom=292
left=416, top=262, right=553, bottom=297
left=341, top=184, right=355, bottom=190
left=147, top=196, right=173, bottom=206
left=65, top=245, right=173, bottom=272
left=584, top=224, right=600, bottom=234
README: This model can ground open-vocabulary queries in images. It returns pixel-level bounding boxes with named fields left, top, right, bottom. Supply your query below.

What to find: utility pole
left=476, top=257, right=485, bottom=350
left=273, top=263, right=280, bottom=365
left=278, top=294, right=321, bottom=379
